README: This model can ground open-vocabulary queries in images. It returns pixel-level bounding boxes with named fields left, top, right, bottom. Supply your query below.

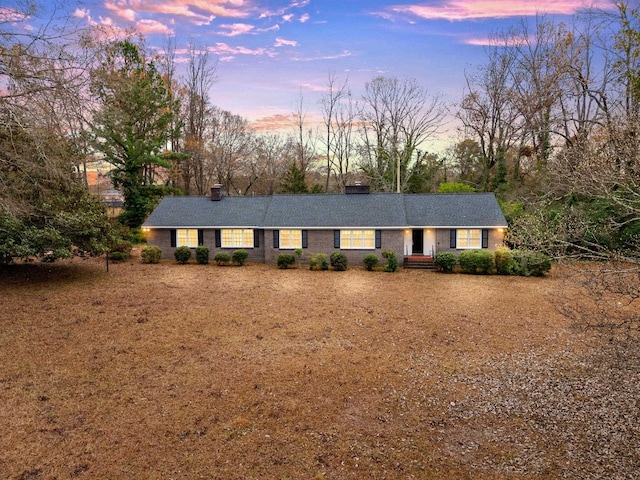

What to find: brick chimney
left=344, top=182, right=370, bottom=194
left=210, top=184, right=223, bottom=201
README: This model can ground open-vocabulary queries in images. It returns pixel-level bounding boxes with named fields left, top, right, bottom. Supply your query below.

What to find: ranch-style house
left=142, top=184, right=508, bottom=266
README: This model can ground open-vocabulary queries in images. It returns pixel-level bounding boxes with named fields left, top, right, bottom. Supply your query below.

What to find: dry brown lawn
left=1, top=254, right=638, bottom=479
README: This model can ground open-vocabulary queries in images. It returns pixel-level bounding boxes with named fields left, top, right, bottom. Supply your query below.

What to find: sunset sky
left=9, top=0, right=618, bottom=148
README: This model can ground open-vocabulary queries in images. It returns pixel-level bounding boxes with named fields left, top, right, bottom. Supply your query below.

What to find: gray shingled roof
left=263, top=193, right=406, bottom=227
left=403, top=193, right=508, bottom=227
left=143, top=192, right=507, bottom=229
left=143, top=196, right=269, bottom=228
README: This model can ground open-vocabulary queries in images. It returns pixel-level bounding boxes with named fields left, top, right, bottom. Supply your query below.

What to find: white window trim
left=177, top=228, right=199, bottom=248
left=221, top=228, right=254, bottom=248
left=340, top=229, right=375, bottom=250
left=456, top=229, right=482, bottom=249
left=279, top=229, right=302, bottom=249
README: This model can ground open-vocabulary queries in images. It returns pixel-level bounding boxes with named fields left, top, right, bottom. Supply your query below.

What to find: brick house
left=142, top=185, right=508, bottom=265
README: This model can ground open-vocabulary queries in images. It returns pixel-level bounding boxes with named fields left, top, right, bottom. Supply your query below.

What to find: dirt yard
left=0, top=255, right=638, bottom=479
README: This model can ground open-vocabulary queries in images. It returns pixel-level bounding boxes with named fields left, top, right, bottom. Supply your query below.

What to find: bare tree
left=181, top=43, right=217, bottom=194
left=293, top=91, right=317, bottom=174
left=458, top=34, right=527, bottom=188
left=507, top=18, right=573, bottom=170
left=359, top=76, right=446, bottom=192
left=320, top=73, right=357, bottom=192
left=250, top=133, right=294, bottom=195
left=208, top=107, right=252, bottom=195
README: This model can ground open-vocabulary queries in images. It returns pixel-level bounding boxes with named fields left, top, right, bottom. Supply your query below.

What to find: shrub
left=309, top=253, right=328, bottom=271
left=435, top=252, right=457, bottom=273
left=214, top=252, right=232, bottom=266
left=494, top=247, right=517, bottom=275
left=362, top=254, right=379, bottom=271
left=382, top=250, right=398, bottom=272
left=458, top=250, right=494, bottom=274
left=330, top=251, right=348, bottom=271
left=124, top=227, right=146, bottom=244
left=109, top=240, right=132, bottom=262
left=232, top=249, right=249, bottom=266
left=174, top=246, right=192, bottom=264
left=108, top=251, right=128, bottom=262
left=294, top=248, right=303, bottom=262
left=527, top=252, right=553, bottom=277
left=437, top=181, right=475, bottom=193
left=113, top=225, right=146, bottom=244
left=141, top=246, right=162, bottom=264
left=512, top=250, right=552, bottom=277
left=195, top=246, right=209, bottom=265
left=277, top=253, right=296, bottom=269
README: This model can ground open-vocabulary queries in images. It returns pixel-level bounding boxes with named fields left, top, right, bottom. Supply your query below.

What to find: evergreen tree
left=280, top=162, right=308, bottom=193
left=0, top=126, right=111, bottom=264
left=89, top=39, right=180, bottom=228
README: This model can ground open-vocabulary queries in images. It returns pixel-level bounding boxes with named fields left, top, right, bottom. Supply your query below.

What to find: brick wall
left=147, top=227, right=505, bottom=263
left=264, top=229, right=404, bottom=267
left=435, top=228, right=505, bottom=254
left=146, top=228, right=265, bottom=262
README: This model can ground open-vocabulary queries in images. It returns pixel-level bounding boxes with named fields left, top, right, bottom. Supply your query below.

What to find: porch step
left=403, top=256, right=436, bottom=269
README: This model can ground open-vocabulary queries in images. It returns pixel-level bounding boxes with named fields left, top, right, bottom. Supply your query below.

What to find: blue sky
left=6, top=1, right=617, bottom=146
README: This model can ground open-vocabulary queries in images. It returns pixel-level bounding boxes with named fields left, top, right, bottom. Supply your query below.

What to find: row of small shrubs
left=276, top=250, right=399, bottom=272
left=434, top=248, right=552, bottom=276
left=139, top=246, right=250, bottom=266
left=277, top=251, right=349, bottom=270
left=213, top=249, right=249, bottom=266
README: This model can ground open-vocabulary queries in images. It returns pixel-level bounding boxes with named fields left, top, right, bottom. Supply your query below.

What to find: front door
left=412, top=229, right=424, bottom=255
left=424, top=229, right=436, bottom=257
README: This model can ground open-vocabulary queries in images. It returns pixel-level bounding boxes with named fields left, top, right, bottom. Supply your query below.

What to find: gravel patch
left=442, top=345, right=640, bottom=478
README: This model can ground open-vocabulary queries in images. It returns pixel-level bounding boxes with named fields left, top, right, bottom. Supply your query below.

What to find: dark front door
left=412, top=229, right=424, bottom=255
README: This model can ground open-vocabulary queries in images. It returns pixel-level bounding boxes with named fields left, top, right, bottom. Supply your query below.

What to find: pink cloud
left=275, top=37, right=298, bottom=47
left=294, top=50, right=354, bottom=62
left=217, top=23, right=255, bottom=36
left=73, top=8, right=91, bottom=21
left=299, top=13, right=310, bottom=23
left=126, top=0, right=253, bottom=20
left=0, top=7, right=28, bottom=22
left=463, top=34, right=529, bottom=46
left=259, top=0, right=310, bottom=19
left=250, top=113, right=298, bottom=132
left=104, top=1, right=137, bottom=22
left=137, top=19, right=174, bottom=35
left=389, top=0, right=615, bottom=21
left=207, top=42, right=277, bottom=59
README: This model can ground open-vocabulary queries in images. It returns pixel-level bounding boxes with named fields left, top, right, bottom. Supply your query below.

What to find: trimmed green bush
left=141, top=246, right=162, bottom=264
left=109, top=240, right=132, bottom=262
left=277, top=253, right=296, bottom=269
left=108, top=251, right=128, bottom=262
left=309, top=253, right=328, bottom=271
left=494, top=247, right=517, bottom=275
left=458, top=250, right=494, bottom=274
left=214, top=252, right=232, bottom=265
left=382, top=250, right=398, bottom=272
left=435, top=252, right=457, bottom=273
left=362, top=253, right=379, bottom=271
left=512, top=250, right=552, bottom=277
left=174, top=245, right=192, bottom=264
left=330, top=251, right=348, bottom=271
left=232, top=249, right=249, bottom=266
left=195, top=246, right=209, bottom=264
